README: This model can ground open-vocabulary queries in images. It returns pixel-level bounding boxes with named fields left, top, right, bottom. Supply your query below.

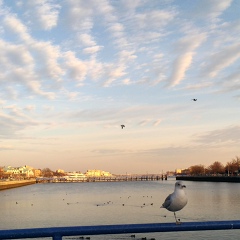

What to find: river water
left=1, top=178, right=240, bottom=239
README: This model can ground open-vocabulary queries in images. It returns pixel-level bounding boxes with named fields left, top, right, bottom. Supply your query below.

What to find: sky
left=0, top=0, right=240, bottom=174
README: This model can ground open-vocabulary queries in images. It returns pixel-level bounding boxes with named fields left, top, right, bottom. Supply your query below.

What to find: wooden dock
left=36, top=174, right=167, bottom=183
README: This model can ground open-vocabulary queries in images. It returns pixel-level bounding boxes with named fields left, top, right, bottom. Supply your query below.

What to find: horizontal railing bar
left=1, top=220, right=240, bottom=239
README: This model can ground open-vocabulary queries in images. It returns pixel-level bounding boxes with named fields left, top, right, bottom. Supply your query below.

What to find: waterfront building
left=56, top=169, right=65, bottom=173
left=175, top=168, right=190, bottom=175
left=85, top=169, right=113, bottom=177
left=175, top=169, right=182, bottom=174
left=64, top=172, right=86, bottom=181
left=3, top=166, right=34, bottom=178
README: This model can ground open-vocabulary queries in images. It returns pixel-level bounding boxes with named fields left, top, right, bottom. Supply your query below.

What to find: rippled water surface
left=1, top=178, right=240, bottom=239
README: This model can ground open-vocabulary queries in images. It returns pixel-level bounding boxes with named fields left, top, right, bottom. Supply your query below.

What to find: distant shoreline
left=0, top=180, right=36, bottom=191
left=176, top=175, right=240, bottom=183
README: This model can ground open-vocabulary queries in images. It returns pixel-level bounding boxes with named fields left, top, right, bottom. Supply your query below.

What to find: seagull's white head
left=175, top=181, right=186, bottom=190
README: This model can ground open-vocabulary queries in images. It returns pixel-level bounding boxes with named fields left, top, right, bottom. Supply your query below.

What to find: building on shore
left=63, top=172, right=86, bottom=181
left=175, top=168, right=190, bottom=175
left=56, top=169, right=65, bottom=174
left=85, top=169, right=113, bottom=177
left=2, top=165, right=40, bottom=178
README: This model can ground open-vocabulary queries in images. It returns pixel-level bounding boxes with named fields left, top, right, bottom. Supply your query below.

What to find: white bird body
left=161, top=181, right=187, bottom=223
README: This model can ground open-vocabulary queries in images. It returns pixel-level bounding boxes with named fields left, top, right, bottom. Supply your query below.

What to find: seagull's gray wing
left=161, top=193, right=172, bottom=209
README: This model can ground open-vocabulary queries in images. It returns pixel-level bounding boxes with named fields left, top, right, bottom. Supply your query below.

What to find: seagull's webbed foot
left=175, top=219, right=181, bottom=225
left=174, top=213, right=181, bottom=225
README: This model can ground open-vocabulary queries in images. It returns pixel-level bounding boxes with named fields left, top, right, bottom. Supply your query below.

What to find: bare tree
left=208, top=161, right=224, bottom=175
left=190, top=165, right=205, bottom=175
left=225, top=156, right=240, bottom=175
left=41, top=168, right=53, bottom=177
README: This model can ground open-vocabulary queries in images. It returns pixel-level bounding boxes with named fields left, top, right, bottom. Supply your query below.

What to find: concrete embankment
left=176, top=176, right=240, bottom=183
left=0, top=180, right=36, bottom=190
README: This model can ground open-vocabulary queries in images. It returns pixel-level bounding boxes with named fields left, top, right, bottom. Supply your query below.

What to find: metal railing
left=1, top=220, right=240, bottom=240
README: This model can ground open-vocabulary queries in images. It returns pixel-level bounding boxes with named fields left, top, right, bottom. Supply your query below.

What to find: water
left=1, top=178, right=240, bottom=239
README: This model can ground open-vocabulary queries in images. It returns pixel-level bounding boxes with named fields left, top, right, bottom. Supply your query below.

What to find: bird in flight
left=121, top=125, right=125, bottom=129
left=161, top=181, right=188, bottom=224
left=192, top=99, right=197, bottom=101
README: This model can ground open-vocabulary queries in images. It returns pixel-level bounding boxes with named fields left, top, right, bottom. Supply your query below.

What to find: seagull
left=121, top=125, right=125, bottom=129
left=192, top=98, right=197, bottom=101
left=161, top=181, right=188, bottom=224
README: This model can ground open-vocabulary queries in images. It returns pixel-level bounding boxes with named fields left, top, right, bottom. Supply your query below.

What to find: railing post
left=53, top=234, right=62, bottom=240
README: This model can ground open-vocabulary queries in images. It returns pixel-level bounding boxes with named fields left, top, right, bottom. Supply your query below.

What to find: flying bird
left=121, top=125, right=125, bottom=129
left=161, top=181, right=188, bottom=224
left=192, top=99, right=197, bottom=101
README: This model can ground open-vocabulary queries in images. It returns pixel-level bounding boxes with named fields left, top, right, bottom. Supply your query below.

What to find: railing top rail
left=1, top=220, right=240, bottom=239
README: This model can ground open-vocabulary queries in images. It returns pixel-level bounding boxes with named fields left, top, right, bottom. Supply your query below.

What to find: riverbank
left=176, top=175, right=240, bottom=183
left=0, top=179, right=36, bottom=190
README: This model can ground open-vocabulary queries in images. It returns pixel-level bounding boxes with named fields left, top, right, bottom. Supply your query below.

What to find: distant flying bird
left=121, top=125, right=125, bottom=129
left=192, top=99, right=197, bottom=101
left=161, top=181, right=188, bottom=224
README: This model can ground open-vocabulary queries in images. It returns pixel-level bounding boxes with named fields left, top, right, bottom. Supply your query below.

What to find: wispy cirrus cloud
left=201, top=43, right=240, bottom=78
left=168, top=33, right=206, bottom=87
left=194, top=125, right=240, bottom=144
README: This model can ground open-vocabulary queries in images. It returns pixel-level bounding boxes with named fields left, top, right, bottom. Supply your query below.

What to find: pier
left=176, top=175, right=240, bottom=183
left=36, top=174, right=167, bottom=183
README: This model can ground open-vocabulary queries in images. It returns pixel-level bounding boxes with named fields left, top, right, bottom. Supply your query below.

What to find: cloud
left=64, top=0, right=94, bottom=31
left=31, top=41, right=63, bottom=79
left=0, top=144, right=14, bottom=151
left=108, top=22, right=125, bottom=37
left=168, top=33, right=206, bottom=86
left=122, top=78, right=132, bottom=85
left=168, top=52, right=193, bottom=87
left=194, top=125, right=240, bottom=144
left=1, top=14, right=65, bottom=99
left=0, top=39, right=56, bottom=99
left=120, top=0, right=142, bottom=12
left=23, top=0, right=60, bottom=30
left=64, top=51, right=88, bottom=82
left=102, top=64, right=127, bottom=87
left=0, top=40, right=33, bottom=68
left=3, top=15, right=31, bottom=42
left=78, top=33, right=96, bottom=47
left=83, top=45, right=103, bottom=55
left=118, top=50, right=137, bottom=63
left=134, top=9, right=176, bottom=29
left=153, top=119, right=162, bottom=126
left=215, top=69, right=240, bottom=94
left=184, top=82, right=213, bottom=90
left=27, top=80, right=56, bottom=99
left=86, top=57, right=104, bottom=81
left=0, top=108, right=40, bottom=139
left=191, top=0, right=232, bottom=20
left=23, top=105, right=36, bottom=112
left=201, top=43, right=240, bottom=78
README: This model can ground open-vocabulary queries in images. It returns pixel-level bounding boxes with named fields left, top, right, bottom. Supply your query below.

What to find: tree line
left=188, top=156, right=240, bottom=175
